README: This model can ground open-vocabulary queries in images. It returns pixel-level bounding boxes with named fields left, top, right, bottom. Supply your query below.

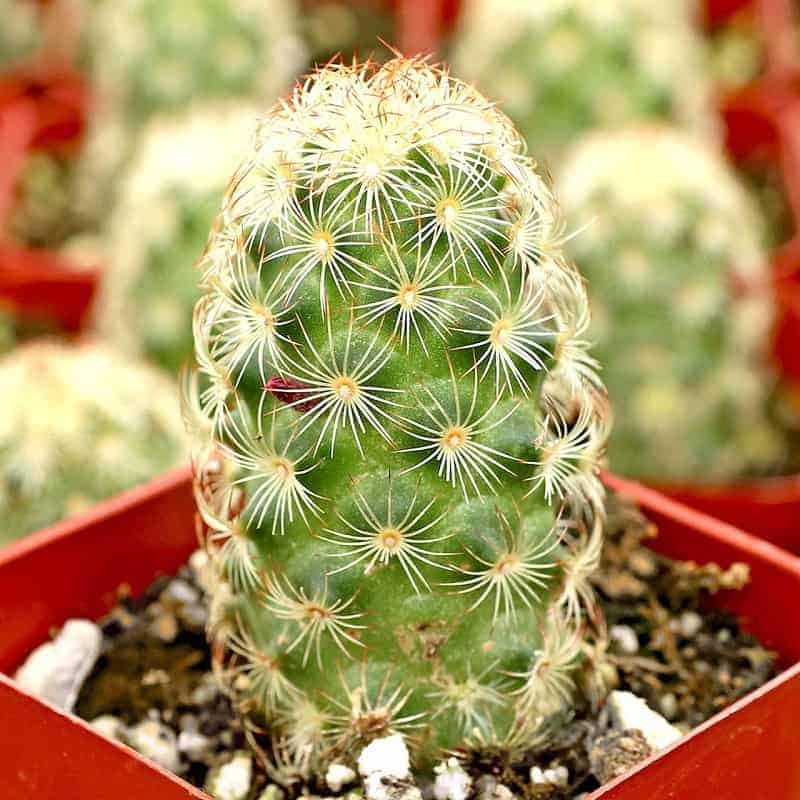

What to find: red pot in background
left=0, top=63, right=89, bottom=154
left=1, top=470, right=800, bottom=799
left=0, top=246, right=99, bottom=334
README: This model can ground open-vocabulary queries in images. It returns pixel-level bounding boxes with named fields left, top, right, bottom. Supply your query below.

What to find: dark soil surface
left=75, top=495, right=776, bottom=799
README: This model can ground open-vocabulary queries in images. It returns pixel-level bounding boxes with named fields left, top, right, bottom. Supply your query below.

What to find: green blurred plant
left=558, top=124, right=783, bottom=482
left=0, top=340, right=186, bottom=543
left=451, top=0, right=712, bottom=163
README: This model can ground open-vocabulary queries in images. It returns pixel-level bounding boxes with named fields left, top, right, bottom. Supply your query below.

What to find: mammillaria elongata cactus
left=186, top=58, right=609, bottom=768
left=0, top=341, right=186, bottom=543
left=451, top=0, right=712, bottom=161
left=558, top=125, right=783, bottom=482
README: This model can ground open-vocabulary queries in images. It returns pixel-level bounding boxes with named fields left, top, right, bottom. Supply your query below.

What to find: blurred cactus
left=76, top=0, right=306, bottom=227
left=185, top=58, right=610, bottom=769
left=558, top=125, right=783, bottom=482
left=451, top=0, right=712, bottom=162
left=0, top=0, right=39, bottom=66
left=0, top=341, right=186, bottom=543
left=95, top=104, right=258, bottom=373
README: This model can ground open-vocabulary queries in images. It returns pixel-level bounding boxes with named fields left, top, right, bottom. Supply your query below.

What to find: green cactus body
left=0, top=341, right=186, bottom=543
left=558, top=125, right=783, bottom=482
left=96, top=105, right=259, bottom=373
left=451, top=0, right=712, bottom=162
left=186, top=59, right=608, bottom=768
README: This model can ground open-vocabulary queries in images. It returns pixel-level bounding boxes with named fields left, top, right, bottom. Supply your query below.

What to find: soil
left=75, top=494, right=776, bottom=799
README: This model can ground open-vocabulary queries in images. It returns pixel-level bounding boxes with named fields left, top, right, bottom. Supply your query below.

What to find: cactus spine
left=186, top=58, right=609, bottom=768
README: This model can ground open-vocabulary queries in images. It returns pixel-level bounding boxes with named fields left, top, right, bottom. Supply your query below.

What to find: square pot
left=1, top=469, right=800, bottom=799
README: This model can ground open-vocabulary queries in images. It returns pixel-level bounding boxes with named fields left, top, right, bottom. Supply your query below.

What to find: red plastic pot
left=0, top=245, right=99, bottom=334
left=0, top=63, right=89, bottom=154
left=1, top=469, right=800, bottom=798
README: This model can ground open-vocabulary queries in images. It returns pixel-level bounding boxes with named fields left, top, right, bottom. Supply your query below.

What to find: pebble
left=589, top=729, right=652, bottom=783
left=658, top=692, right=678, bottom=720
left=125, top=718, right=181, bottom=773
left=178, top=729, right=213, bottom=761
left=161, top=578, right=201, bottom=607
left=326, top=763, right=357, bottom=792
left=192, top=674, right=221, bottom=705
left=358, top=735, right=421, bottom=800
left=433, top=758, right=472, bottom=800
left=607, top=691, right=683, bottom=751
left=205, top=751, right=253, bottom=800
left=474, top=776, right=515, bottom=800
left=90, top=714, right=126, bottom=742
left=14, top=619, right=102, bottom=712
left=679, top=611, right=703, bottom=638
left=529, top=765, right=568, bottom=788
left=148, top=605, right=180, bottom=643
left=256, top=787, right=286, bottom=800
left=609, top=624, right=639, bottom=655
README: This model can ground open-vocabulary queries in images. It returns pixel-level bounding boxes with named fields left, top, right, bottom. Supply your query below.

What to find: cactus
left=557, top=124, right=783, bottom=482
left=185, top=58, right=610, bottom=769
left=451, top=0, right=712, bottom=161
left=95, top=104, right=259, bottom=373
left=0, top=341, right=186, bottom=543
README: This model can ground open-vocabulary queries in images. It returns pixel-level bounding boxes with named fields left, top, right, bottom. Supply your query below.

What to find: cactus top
left=558, top=125, right=782, bottom=481
left=188, top=58, right=609, bottom=767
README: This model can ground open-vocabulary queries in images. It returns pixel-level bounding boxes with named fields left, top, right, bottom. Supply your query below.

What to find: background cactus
left=451, top=0, right=712, bottom=162
left=0, top=340, right=186, bottom=543
left=186, top=58, right=610, bottom=769
left=557, top=124, right=784, bottom=482
left=95, top=104, right=259, bottom=373
left=75, top=0, right=306, bottom=229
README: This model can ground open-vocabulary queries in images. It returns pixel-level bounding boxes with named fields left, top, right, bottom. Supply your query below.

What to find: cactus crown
left=558, top=125, right=782, bottom=481
left=187, top=58, right=609, bottom=768
left=452, top=0, right=711, bottom=160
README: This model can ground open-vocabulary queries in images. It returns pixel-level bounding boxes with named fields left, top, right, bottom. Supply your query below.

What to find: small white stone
left=161, top=577, right=200, bottom=606
left=529, top=765, right=567, bottom=787
left=659, top=692, right=678, bottom=720
left=326, top=762, right=357, bottom=792
left=358, top=734, right=411, bottom=781
left=178, top=729, right=212, bottom=761
left=433, top=758, right=472, bottom=800
left=358, top=735, right=420, bottom=800
left=125, top=719, right=181, bottom=773
left=205, top=751, right=253, bottom=800
left=90, top=714, right=127, bottom=742
left=14, top=619, right=102, bottom=712
left=609, top=624, right=639, bottom=655
left=607, top=691, right=683, bottom=751
left=679, top=611, right=703, bottom=638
